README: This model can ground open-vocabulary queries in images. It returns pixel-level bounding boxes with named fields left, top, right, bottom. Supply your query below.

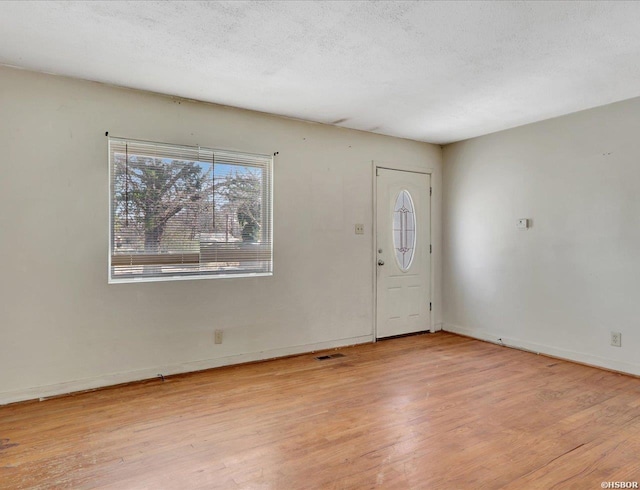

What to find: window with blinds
left=108, top=137, right=273, bottom=283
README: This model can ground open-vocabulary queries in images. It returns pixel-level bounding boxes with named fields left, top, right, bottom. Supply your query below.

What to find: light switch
left=355, top=224, right=364, bottom=235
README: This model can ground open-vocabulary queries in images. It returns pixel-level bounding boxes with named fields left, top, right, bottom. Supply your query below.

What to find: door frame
left=372, top=161, right=434, bottom=341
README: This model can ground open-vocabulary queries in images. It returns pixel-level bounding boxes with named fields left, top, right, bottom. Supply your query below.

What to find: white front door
left=376, top=168, right=431, bottom=338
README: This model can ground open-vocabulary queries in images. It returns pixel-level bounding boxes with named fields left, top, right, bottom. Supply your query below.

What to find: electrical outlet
left=214, top=329, right=223, bottom=344
left=355, top=224, right=364, bottom=235
left=611, top=331, right=621, bottom=347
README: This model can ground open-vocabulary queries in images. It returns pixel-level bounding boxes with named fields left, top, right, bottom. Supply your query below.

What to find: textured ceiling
left=1, top=1, right=640, bottom=144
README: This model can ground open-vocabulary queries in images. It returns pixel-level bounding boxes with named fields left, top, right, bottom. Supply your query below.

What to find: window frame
left=108, top=137, right=273, bottom=284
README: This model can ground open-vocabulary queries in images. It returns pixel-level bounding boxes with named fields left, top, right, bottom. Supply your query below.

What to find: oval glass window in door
left=393, top=190, right=416, bottom=271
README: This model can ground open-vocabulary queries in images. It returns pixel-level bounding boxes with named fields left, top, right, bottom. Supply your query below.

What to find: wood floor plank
left=1, top=332, right=639, bottom=489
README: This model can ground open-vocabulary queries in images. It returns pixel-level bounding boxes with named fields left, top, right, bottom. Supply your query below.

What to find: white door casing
left=375, top=168, right=431, bottom=338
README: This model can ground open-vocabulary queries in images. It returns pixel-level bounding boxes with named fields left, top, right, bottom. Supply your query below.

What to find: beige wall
left=4, top=63, right=638, bottom=404
left=443, top=97, right=640, bottom=376
left=0, top=66, right=442, bottom=404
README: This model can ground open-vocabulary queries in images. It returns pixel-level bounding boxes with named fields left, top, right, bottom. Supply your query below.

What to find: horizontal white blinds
left=109, top=137, right=273, bottom=282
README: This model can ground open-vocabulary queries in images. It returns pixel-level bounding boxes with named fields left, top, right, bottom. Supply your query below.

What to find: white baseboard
left=444, top=323, right=640, bottom=377
left=432, top=322, right=444, bottom=332
left=0, top=335, right=373, bottom=406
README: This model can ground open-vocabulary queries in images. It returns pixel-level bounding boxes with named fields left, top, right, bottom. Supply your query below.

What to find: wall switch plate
left=517, top=218, right=529, bottom=230
left=611, top=331, right=621, bottom=347
left=355, top=224, right=364, bottom=235
left=214, top=329, right=223, bottom=344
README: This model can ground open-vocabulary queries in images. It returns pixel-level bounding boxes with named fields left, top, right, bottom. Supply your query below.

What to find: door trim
left=372, top=161, right=433, bottom=341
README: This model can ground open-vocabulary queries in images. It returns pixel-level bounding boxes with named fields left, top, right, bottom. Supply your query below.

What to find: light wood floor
left=1, top=332, right=639, bottom=489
